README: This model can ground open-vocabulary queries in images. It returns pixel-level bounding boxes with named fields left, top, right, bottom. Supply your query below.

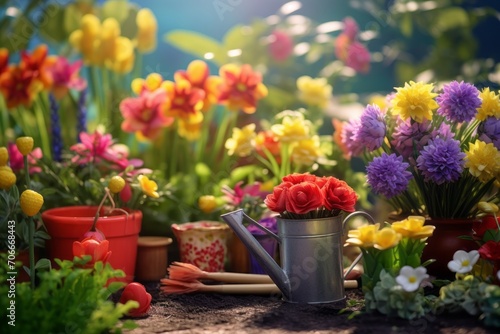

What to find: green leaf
left=39, top=4, right=67, bottom=43
left=63, top=3, right=84, bottom=35
left=400, top=13, right=413, bottom=37
left=263, top=86, right=297, bottom=110
left=164, top=30, right=226, bottom=66
left=35, top=258, right=52, bottom=271
left=429, top=7, right=470, bottom=37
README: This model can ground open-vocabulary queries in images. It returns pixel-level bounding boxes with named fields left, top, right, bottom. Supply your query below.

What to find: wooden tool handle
left=203, top=272, right=273, bottom=284
left=200, top=283, right=282, bottom=295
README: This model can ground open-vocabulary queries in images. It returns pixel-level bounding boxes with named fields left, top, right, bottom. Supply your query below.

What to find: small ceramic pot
left=171, top=221, right=230, bottom=272
left=135, top=236, right=173, bottom=281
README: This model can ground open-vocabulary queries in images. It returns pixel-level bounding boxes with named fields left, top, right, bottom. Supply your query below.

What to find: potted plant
left=339, top=80, right=500, bottom=278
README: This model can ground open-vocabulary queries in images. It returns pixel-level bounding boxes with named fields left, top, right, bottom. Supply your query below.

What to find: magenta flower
left=48, top=56, right=87, bottom=100
left=120, top=88, right=174, bottom=140
left=436, top=81, right=481, bottom=123
left=345, top=41, right=370, bottom=73
left=268, top=30, right=294, bottom=62
left=222, top=181, right=267, bottom=206
left=342, top=17, right=359, bottom=40
left=416, top=137, right=465, bottom=185
left=7, top=142, right=42, bottom=174
left=354, top=104, right=386, bottom=152
left=366, top=153, right=412, bottom=198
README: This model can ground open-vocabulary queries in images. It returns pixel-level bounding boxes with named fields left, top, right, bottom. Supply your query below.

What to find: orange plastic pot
left=41, top=206, right=142, bottom=283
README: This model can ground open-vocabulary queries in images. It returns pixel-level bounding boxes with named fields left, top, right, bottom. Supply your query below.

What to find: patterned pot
left=171, top=221, right=231, bottom=272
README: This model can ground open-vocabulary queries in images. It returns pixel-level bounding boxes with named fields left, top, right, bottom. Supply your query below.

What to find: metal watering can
left=221, top=209, right=374, bottom=304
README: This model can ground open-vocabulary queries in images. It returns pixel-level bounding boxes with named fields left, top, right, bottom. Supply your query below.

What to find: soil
left=124, top=281, right=498, bottom=334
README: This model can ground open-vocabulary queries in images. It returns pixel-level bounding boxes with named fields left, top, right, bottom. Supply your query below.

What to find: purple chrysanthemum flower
left=353, top=104, right=386, bottom=152
left=366, top=153, right=413, bottom=198
left=436, top=81, right=481, bottom=123
left=391, top=118, right=433, bottom=159
left=416, top=137, right=465, bottom=185
left=432, top=122, right=453, bottom=141
left=478, top=116, right=500, bottom=150
left=341, top=118, right=364, bottom=157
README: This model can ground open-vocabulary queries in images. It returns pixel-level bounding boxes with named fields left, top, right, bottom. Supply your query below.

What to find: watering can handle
left=241, top=211, right=281, bottom=242
left=341, top=211, right=375, bottom=280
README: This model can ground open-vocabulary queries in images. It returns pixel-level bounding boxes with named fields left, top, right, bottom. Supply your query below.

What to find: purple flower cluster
left=366, top=153, right=412, bottom=198
left=416, top=137, right=465, bottom=184
left=353, top=104, right=386, bottom=152
left=341, top=118, right=365, bottom=156
left=436, top=81, right=481, bottom=123
left=478, top=116, right=500, bottom=150
left=391, top=119, right=433, bottom=159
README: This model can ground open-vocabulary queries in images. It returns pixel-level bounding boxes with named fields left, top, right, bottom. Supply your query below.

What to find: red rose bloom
left=322, top=178, right=357, bottom=212
left=282, top=173, right=317, bottom=184
left=479, top=240, right=500, bottom=261
left=285, top=182, right=324, bottom=215
left=264, top=181, right=292, bottom=213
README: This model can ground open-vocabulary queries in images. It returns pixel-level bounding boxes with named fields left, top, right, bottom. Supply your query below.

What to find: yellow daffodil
left=138, top=175, right=159, bottom=198
left=391, top=216, right=435, bottom=239
left=465, top=140, right=500, bottom=183
left=391, top=81, right=438, bottom=123
left=225, top=123, right=256, bottom=157
left=373, top=227, right=401, bottom=250
left=345, top=223, right=380, bottom=248
left=69, top=14, right=101, bottom=65
left=476, top=87, right=500, bottom=121
left=100, top=17, right=121, bottom=67
left=291, top=136, right=322, bottom=166
left=296, top=76, right=332, bottom=109
left=198, top=195, right=217, bottom=213
left=271, top=112, right=312, bottom=143
left=135, top=8, right=158, bottom=54
left=177, top=114, right=204, bottom=141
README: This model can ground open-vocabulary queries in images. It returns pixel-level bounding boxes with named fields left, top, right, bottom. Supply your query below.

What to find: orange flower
left=332, top=119, right=350, bottom=159
left=255, top=130, right=281, bottom=161
left=72, top=237, right=112, bottom=268
left=217, top=63, right=268, bottom=114
left=0, top=65, right=41, bottom=108
left=174, top=60, right=221, bottom=112
left=162, top=79, right=205, bottom=122
left=20, top=44, right=55, bottom=90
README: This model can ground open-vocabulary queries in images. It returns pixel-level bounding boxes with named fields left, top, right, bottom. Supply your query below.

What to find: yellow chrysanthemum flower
left=138, top=175, right=160, bottom=198
left=225, top=123, right=256, bottom=157
left=465, top=140, right=500, bottom=183
left=296, top=76, right=332, bottom=109
left=291, top=136, right=322, bottom=166
left=476, top=87, right=500, bottom=121
left=345, top=223, right=380, bottom=248
left=391, top=216, right=435, bottom=239
left=368, top=94, right=389, bottom=112
left=271, top=113, right=311, bottom=143
left=373, top=227, right=401, bottom=250
left=198, top=195, right=217, bottom=213
left=391, top=81, right=438, bottom=123
left=135, top=8, right=158, bottom=54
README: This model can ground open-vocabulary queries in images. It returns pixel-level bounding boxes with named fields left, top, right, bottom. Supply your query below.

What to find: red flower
left=264, top=181, right=292, bottom=213
left=321, top=178, right=357, bottom=212
left=282, top=173, right=317, bottom=184
left=119, top=282, right=152, bottom=317
left=72, top=237, right=112, bottom=268
left=479, top=241, right=500, bottom=261
left=286, top=182, right=324, bottom=215
left=473, top=216, right=499, bottom=239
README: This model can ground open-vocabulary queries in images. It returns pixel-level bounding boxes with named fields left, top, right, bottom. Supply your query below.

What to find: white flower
left=395, top=266, right=429, bottom=292
left=447, top=250, right=480, bottom=274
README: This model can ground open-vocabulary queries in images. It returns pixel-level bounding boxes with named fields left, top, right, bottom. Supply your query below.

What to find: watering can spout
left=220, top=209, right=291, bottom=299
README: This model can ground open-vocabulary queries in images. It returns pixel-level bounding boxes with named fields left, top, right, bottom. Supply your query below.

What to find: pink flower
left=343, top=17, right=359, bottom=40
left=48, top=56, right=87, bottom=100
left=120, top=88, right=174, bottom=140
left=268, top=30, right=294, bottom=62
left=7, top=142, right=42, bottom=173
left=222, top=181, right=267, bottom=206
left=345, top=41, right=370, bottom=74
left=71, top=130, right=139, bottom=170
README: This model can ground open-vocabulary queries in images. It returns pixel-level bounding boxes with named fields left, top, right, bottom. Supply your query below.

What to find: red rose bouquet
left=264, top=173, right=358, bottom=219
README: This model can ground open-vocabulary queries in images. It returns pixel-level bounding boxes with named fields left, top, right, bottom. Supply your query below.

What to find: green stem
left=28, top=216, right=35, bottom=289
left=34, top=94, right=52, bottom=160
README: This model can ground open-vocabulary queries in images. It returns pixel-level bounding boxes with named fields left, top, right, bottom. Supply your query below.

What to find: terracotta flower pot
left=41, top=206, right=142, bottom=283
left=421, top=217, right=479, bottom=279
left=135, top=236, right=173, bottom=281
